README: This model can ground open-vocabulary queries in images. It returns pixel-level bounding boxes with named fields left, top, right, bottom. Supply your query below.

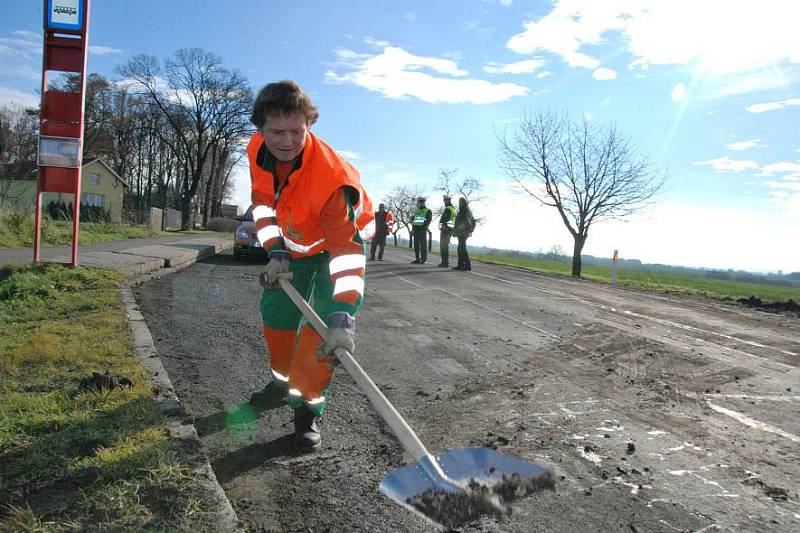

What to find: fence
left=124, top=207, right=184, bottom=231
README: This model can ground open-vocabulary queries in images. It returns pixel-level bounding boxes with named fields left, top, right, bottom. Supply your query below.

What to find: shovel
left=278, top=275, right=555, bottom=528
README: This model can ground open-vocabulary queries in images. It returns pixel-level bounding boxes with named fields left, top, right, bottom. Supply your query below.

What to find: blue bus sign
left=46, top=0, right=84, bottom=32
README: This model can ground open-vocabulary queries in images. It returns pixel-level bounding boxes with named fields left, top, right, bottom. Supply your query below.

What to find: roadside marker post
left=34, top=0, right=91, bottom=267
left=611, top=249, right=619, bottom=287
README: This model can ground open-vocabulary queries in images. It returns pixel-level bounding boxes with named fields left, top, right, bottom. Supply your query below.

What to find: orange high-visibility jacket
left=247, top=131, right=374, bottom=307
left=247, top=131, right=374, bottom=257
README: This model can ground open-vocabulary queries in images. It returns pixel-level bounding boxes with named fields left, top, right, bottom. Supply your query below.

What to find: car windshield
left=243, top=206, right=254, bottom=222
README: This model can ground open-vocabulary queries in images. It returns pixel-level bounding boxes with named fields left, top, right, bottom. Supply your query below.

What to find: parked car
left=233, top=205, right=268, bottom=259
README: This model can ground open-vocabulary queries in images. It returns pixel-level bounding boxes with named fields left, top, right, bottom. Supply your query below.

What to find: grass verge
left=0, top=264, right=209, bottom=531
left=470, top=252, right=800, bottom=304
left=0, top=210, right=163, bottom=248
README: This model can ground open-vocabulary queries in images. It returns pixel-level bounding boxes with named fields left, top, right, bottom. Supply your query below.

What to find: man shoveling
left=247, top=80, right=374, bottom=449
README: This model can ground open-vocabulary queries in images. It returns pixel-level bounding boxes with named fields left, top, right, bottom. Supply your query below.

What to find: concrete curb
left=116, top=238, right=244, bottom=531
left=76, top=236, right=232, bottom=284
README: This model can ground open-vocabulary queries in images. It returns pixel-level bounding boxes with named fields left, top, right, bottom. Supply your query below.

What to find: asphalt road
left=134, top=246, right=800, bottom=532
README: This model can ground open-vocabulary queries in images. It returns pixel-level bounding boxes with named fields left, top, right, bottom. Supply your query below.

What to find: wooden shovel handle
left=277, top=274, right=431, bottom=463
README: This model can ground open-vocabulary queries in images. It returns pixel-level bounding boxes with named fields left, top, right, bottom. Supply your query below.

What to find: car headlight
left=236, top=228, right=250, bottom=240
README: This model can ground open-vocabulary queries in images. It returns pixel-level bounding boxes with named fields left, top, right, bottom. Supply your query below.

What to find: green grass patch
left=471, top=252, right=800, bottom=303
left=0, top=264, right=209, bottom=531
left=0, top=210, right=163, bottom=248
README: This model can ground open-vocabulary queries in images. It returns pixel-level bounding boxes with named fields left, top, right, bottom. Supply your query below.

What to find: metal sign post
left=611, top=249, right=620, bottom=287
left=34, top=0, right=91, bottom=266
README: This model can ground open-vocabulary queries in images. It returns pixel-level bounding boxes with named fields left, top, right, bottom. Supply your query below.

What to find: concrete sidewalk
left=0, top=233, right=233, bottom=281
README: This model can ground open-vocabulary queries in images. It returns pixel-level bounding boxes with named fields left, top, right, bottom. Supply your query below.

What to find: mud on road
left=134, top=248, right=800, bottom=532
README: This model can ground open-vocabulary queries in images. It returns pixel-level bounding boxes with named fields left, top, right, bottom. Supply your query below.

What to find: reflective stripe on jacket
left=412, top=208, right=431, bottom=227
left=247, top=131, right=375, bottom=259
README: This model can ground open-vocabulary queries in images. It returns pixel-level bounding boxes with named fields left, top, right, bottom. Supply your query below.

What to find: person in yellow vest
left=437, top=195, right=456, bottom=267
left=247, top=80, right=374, bottom=449
left=410, top=197, right=432, bottom=264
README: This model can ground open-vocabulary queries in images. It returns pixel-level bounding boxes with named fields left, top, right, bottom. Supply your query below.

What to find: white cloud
left=337, top=150, right=361, bottom=160
left=694, top=157, right=759, bottom=173
left=326, top=44, right=528, bottom=104
left=693, top=155, right=800, bottom=215
left=506, top=1, right=800, bottom=94
left=116, top=76, right=169, bottom=93
left=89, top=45, right=123, bottom=56
left=0, top=31, right=41, bottom=61
left=536, top=70, right=551, bottom=79
left=364, top=36, right=391, bottom=48
left=763, top=180, right=800, bottom=191
left=746, top=97, right=800, bottom=113
left=0, top=85, right=38, bottom=108
left=671, top=82, right=686, bottom=102
left=12, top=30, right=39, bottom=39
left=759, top=161, right=800, bottom=176
left=725, top=139, right=763, bottom=151
left=462, top=21, right=496, bottom=36
left=762, top=180, right=800, bottom=216
left=483, top=58, right=545, bottom=74
left=403, top=12, right=416, bottom=21
left=2, top=63, right=40, bottom=80
left=592, top=67, right=617, bottom=80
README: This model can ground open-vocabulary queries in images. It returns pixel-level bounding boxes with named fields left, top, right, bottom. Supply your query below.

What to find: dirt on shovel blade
left=406, top=473, right=556, bottom=529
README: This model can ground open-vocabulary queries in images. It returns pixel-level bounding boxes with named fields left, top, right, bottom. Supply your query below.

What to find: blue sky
left=2, top=0, right=799, bottom=272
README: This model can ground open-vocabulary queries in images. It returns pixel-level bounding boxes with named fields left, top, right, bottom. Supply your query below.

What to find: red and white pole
left=35, top=0, right=91, bottom=267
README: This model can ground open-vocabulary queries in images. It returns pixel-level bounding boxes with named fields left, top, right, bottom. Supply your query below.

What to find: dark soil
left=77, top=371, right=133, bottom=393
left=407, top=474, right=556, bottom=530
left=737, top=296, right=800, bottom=315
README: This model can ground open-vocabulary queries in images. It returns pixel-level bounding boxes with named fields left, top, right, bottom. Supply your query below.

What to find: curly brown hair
left=250, top=80, right=319, bottom=129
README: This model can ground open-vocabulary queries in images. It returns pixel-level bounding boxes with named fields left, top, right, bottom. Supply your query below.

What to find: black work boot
left=294, top=406, right=321, bottom=449
left=249, top=381, right=288, bottom=409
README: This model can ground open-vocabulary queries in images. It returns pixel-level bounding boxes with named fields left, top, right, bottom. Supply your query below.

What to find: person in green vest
left=437, top=195, right=457, bottom=267
left=452, top=196, right=476, bottom=271
left=410, top=196, right=432, bottom=264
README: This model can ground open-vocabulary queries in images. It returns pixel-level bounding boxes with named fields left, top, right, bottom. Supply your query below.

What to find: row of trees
left=383, top=168, right=485, bottom=246
left=0, top=48, right=252, bottom=230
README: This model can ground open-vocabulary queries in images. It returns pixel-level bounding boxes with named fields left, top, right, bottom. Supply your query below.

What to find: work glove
left=317, top=312, right=355, bottom=369
left=259, top=250, right=292, bottom=289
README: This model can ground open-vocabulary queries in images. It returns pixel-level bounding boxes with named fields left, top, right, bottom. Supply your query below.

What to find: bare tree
left=435, top=167, right=485, bottom=203
left=499, top=110, right=666, bottom=277
left=384, top=186, right=421, bottom=247
left=0, top=106, right=38, bottom=208
left=118, top=48, right=252, bottom=229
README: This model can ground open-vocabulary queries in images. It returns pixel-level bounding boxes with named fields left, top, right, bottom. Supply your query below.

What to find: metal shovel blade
left=380, top=447, right=555, bottom=527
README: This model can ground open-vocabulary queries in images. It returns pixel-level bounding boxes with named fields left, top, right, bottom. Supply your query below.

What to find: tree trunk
left=571, top=234, right=586, bottom=278
left=181, top=195, right=192, bottom=230
left=201, top=145, right=218, bottom=228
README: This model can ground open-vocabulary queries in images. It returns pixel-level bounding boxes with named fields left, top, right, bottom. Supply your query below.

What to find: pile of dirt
left=78, top=371, right=133, bottom=393
left=737, top=296, right=800, bottom=315
left=406, top=473, right=556, bottom=530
